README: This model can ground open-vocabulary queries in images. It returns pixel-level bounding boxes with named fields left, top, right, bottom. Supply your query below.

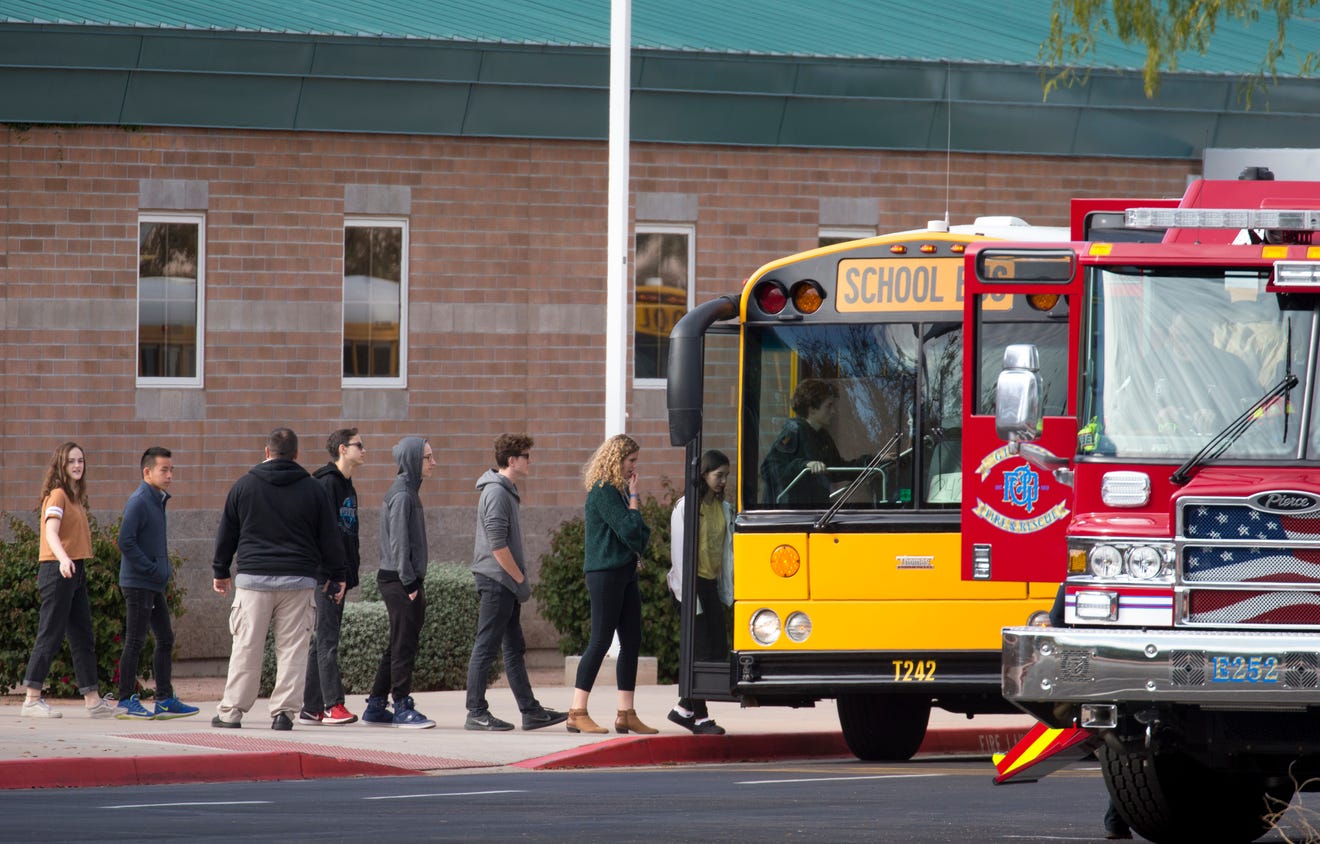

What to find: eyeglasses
left=516, top=453, right=531, bottom=459
left=347, top=442, right=365, bottom=450
left=66, top=458, right=86, bottom=464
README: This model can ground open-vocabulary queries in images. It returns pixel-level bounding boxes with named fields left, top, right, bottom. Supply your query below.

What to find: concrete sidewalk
left=0, top=680, right=1035, bottom=789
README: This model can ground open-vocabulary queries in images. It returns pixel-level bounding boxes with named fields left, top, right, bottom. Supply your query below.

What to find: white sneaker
left=21, top=698, right=61, bottom=719
left=86, top=698, right=117, bottom=719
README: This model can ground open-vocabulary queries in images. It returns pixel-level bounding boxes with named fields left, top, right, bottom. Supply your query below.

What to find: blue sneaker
left=362, top=696, right=394, bottom=726
left=115, top=694, right=155, bottom=720
left=153, top=697, right=200, bottom=720
left=391, top=696, right=435, bottom=729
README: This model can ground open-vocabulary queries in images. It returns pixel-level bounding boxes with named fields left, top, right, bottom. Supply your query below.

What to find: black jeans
left=465, top=574, right=539, bottom=715
left=370, top=580, right=426, bottom=702
left=303, top=583, right=346, bottom=712
left=672, top=576, right=728, bottom=718
left=116, top=586, right=174, bottom=700
left=24, top=560, right=100, bottom=695
left=574, top=566, right=642, bottom=693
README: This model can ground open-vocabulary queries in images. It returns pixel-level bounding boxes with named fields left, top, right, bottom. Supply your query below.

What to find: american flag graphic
left=1181, top=501, right=1320, bottom=624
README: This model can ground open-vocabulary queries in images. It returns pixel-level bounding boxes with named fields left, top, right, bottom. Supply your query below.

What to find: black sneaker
left=521, top=708, right=569, bottom=731
left=465, top=711, right=515, bottom=731
left=691, top=718, right=726, bottom=735
left=667, top=709, right=697, bottom=732
left=211, top=715, right=241, bottom=729
left=272, top=712, right=293, bottom=731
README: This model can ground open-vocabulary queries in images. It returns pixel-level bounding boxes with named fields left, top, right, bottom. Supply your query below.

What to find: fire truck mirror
left=995, top=346, right=1043, bottom=443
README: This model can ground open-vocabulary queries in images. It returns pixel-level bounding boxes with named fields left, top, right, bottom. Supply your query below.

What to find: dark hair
left=327, top=427, right=358, bottom=459
left=267, top=427, right=298, bottom=460
left=140, top=446, right=172, bottom=472
left=696, top=449, right=731, bottom=499
left=39, top=441, right=88, bottom=509
left=790, top=379, right=838, bottom=417
left=494, top=433, right=533, bottom=469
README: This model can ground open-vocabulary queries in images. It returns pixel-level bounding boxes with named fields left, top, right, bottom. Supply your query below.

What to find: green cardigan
left=583, top=482, right=652, bottom=572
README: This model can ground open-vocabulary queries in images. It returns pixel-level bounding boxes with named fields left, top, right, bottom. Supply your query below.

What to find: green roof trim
left=4, top=3, right=1320, bottom=159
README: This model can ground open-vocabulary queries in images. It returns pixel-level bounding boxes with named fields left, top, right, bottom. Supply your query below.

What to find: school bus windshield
left=744, top=321, right=964, bottom=511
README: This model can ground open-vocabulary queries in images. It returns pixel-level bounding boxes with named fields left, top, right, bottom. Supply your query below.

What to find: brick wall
left=0, top=124, right=1199, bottom=659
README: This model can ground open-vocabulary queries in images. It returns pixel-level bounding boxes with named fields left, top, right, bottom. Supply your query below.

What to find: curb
left=0, top=725, right=1034, bottom=788
left=0, top=752, right=416, bottom=790
left=515, top=725, right=1033, bottom=770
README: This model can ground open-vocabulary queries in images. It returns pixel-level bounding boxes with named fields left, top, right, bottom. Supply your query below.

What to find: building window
left=634, top=224, right=694, bottom=383
left=138, top=214, right=204, bottom=386
left=818, top=227, right=875, bottom=248
left=344, top=218, right=407, bottom=386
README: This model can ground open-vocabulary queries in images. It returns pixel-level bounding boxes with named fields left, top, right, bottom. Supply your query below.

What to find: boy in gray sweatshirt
left=363, top=436, right=436, bottom=729
left=463, top=434, right=567, bottom=731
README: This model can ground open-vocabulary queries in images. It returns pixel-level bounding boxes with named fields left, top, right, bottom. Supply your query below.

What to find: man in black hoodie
left=211, top=428, right=346, bottom=731
left=299, top=427, right=364, bottom=727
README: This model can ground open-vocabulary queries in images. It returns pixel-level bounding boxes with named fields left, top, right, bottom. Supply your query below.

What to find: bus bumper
left=732, top=649, right=1010, bottom=709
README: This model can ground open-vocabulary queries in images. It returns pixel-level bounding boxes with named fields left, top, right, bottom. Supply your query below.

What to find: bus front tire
left=836, top=693, right=930, bottom=761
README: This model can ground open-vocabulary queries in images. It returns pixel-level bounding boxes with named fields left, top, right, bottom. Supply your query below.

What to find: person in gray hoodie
left=463, top=434, right=568, bottom=731
left=362, top=436, right=436, bottom=729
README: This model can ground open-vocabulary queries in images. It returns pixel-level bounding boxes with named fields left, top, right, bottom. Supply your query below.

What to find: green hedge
left=533, top=493, right=680, bottom=683
left=0, top=514, right=186, bottom=698
left=261, top=562, right=497, bottom=696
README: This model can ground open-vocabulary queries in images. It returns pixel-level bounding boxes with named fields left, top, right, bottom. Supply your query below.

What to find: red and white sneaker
left=322, top=704, right=358, bottom=725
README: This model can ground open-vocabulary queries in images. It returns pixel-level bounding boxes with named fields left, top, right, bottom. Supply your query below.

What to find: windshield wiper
left=814, top=432, right=901, bottom=530
left=1169, top=373, right=1298, bottom=485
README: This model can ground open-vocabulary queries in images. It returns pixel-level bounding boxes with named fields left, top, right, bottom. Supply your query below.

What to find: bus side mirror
left=995, top=344, right=1042, bottom=444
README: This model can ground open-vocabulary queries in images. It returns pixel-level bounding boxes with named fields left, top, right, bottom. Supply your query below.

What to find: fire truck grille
left=1185, top=589, right=1320, bottom=625
left=1184, top=546, right=1320, bottom=584
left=1183, top=503, right=1320, bottom=543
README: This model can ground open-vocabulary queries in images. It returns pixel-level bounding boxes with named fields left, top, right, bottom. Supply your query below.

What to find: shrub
left=260, top=562, right=496, bottom=696
left=533, top=492, right=680, bottom=683
left=0, top=513, right=186, bottom=698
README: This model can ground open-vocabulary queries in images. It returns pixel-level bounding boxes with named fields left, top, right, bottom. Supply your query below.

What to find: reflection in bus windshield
left=747, top=323, right=942, bottom=510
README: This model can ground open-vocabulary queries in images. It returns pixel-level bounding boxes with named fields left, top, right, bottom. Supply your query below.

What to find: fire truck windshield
left=1079, top=268, right=1312, bottom=460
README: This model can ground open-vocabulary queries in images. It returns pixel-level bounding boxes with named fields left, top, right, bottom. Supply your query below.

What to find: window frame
left=818, top=227, right=876, bottom=248
left=633, top=222, right=695, bottom=388
left=137, top=212, right=206, bottom=389
left=342, top=216, right=409, bottom=389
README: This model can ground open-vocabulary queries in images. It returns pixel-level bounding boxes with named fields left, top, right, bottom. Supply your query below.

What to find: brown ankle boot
left=615, top=709, right=658, bottom=735
left=566, top=708, right=607, bottom=734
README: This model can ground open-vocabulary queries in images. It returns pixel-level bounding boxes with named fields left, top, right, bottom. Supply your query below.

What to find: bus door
left=961, top=247, right=1081, bottom=584
left=668, top=297, right=741, bottom=703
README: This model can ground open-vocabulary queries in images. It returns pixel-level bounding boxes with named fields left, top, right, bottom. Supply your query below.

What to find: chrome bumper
left=1003, top=626, right=1320, bottom=707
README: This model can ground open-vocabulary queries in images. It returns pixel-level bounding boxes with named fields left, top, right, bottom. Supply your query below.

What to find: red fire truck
left=962, top=172, right=1320, bottom=843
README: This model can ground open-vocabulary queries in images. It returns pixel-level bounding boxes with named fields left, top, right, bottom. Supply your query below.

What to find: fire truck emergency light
left=1274, top=261, right=1320, bottom=286
left=1125, top=207, right=1320, bottom=230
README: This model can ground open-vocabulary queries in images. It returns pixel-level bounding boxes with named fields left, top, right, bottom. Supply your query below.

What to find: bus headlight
left=750, top=609, right=781, bottom=645
left=784, top=612, right=812, bottom=642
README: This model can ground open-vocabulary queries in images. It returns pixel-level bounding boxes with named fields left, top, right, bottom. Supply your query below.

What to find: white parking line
left=736, top=774, right=944, bottom=785
left=103, top=801, right=272, bottom=809
left=364, top=790, right=527, bottom=800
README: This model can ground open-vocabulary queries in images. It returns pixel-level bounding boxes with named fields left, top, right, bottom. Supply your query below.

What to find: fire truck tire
left=1099, top=744, right=1294, bottom=844
left=835, top=693, right=930, bottom=761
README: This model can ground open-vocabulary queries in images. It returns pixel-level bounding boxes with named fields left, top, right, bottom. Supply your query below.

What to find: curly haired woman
left=565, top=434, right=656, bottom=735
left=22, top=442, right=114, bottom=719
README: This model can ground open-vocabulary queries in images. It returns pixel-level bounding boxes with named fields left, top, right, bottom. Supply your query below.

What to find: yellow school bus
left=667, top=219, right=1066, bottom=759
